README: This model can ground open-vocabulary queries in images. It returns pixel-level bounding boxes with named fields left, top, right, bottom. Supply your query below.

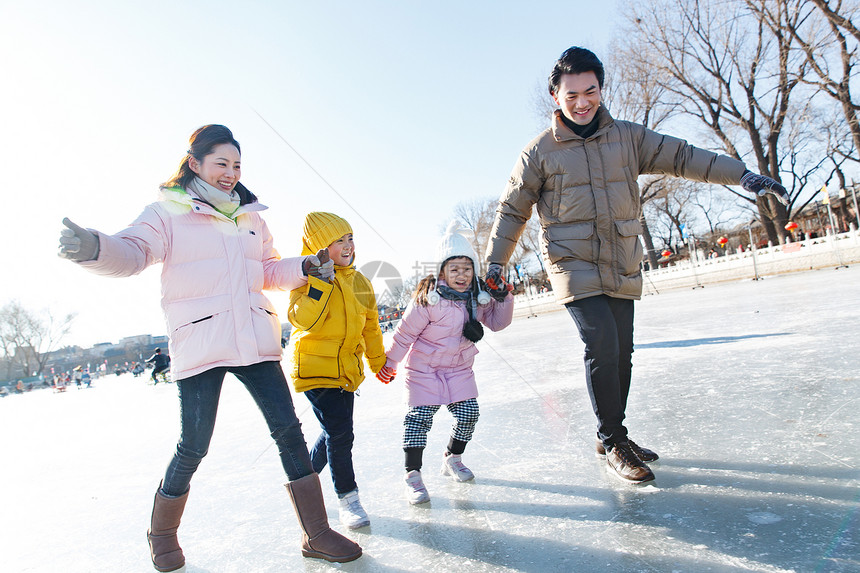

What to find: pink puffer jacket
left=386, top=285, right=513, bottom=406
left=79, top=187, right=307, bottom=380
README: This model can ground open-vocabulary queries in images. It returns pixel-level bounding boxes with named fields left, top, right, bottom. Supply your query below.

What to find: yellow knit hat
left=301, top=212, right=353, bottom=255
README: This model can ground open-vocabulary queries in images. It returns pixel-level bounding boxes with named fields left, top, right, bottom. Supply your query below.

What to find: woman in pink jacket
left=377, top=222, right=514, bottom=505
left=57, top=125, right=361, bottom=570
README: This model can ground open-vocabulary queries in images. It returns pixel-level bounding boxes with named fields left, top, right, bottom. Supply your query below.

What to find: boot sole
left=302, top=548, right=362, bottom=562
left=605, top=463, right=656, bottom=484
left=343, top=519, right=370, bottom=530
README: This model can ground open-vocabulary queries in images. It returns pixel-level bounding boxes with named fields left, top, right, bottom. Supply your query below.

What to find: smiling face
left=440, top=257, right=475, bottom=293
left=189, top=143, right=241, bottom=193
left=327, top=233, right=355, bottom=266
left=553, top=70, right=602, bottom=126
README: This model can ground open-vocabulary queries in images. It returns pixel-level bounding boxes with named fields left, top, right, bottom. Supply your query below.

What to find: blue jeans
left=303, top=388, right=357, bottom=496
left=160, top=361, right=313, bottom=497
left=566, top=295, right=635, bottom=448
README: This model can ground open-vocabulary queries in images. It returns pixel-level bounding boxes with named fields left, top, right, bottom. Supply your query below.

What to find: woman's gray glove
left=302, top=248, right=335, bottom=282
left=740, top=170, right=790, bottom=206
left=58, top=218, right=99, bottom=261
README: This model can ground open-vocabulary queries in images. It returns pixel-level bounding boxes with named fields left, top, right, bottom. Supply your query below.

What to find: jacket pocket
left=615, top=219, right=644, bottom=275
left=165, top=295, right=237, bottom=373
left=250, top=293, right=282, bottom=357
left=544, top=221, right=595, bottom=265
left=297, top=338, right=341, bottom=379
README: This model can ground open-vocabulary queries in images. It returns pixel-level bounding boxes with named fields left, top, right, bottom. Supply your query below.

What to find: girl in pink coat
left=377, top=222, right=514, bottom=504
left=57, top=125, right=361, bottom=570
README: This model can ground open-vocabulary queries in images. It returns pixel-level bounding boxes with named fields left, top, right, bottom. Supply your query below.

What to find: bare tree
left=452, top=198, right=498, bottom=276
left=752, top=0, right=860, bottom=160
left=626, top=0, right=813, bottom=244
left=690, top=185, right=753, bottom=233
left=0, top=301, right=75, bottom=379
left=645, top=178, right=703, bottom=248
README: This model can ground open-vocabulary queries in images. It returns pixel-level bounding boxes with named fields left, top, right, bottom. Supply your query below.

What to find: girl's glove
left=302, top=248, right=335, bottom=282
left=740, top=170, right=790, bottom=206
left=376, top=365, right=397, bottom=384
left=58, top=218, right=100, bottom=261
left=485, top=263, right=513, bottom=302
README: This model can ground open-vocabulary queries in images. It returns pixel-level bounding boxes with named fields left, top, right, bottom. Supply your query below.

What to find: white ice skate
left=338, top=490, right=370, bottom=529
left=441, top=453, right=474, bottom=482
left=404, top=470, right=430, bottom=504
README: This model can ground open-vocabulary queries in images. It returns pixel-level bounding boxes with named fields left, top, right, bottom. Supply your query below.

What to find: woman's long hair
left=161, top=124, right=257, bottom=205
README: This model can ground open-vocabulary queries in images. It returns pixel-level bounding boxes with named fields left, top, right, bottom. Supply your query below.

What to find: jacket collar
left=159, top=186, right=268, bottom=218
left=551, top=105, right=615, bottom=142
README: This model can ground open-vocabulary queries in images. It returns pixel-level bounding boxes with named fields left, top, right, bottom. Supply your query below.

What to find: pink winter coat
left=386, top=284, right=514, bottom=406
left=78, top=187, right=307, bottom=380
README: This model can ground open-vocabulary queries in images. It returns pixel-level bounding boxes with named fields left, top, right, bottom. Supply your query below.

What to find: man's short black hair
left=548, top=47, right=605, bottom=97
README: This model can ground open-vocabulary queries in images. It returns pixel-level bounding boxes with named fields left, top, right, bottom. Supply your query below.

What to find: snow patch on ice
left=747, top=512, right=783, bottom=524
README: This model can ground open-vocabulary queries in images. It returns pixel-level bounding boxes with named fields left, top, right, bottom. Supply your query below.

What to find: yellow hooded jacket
left=287, top=264, right=385, bottom=393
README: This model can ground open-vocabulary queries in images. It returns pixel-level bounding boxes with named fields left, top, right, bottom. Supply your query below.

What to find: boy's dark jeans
left=566, top=295, right=635, bottom=448
left=304, top=387, right=357, bottom=496
left=161, top=361, right=312, bottom=497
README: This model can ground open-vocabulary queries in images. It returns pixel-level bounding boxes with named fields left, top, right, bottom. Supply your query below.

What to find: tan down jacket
left=485, top=107, right=746, bottom=303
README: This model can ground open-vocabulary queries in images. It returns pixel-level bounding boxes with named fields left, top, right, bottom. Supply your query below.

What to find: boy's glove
left=302, top=248, right=335, bottom=282
left=58, top=218, right=99, bottom=261
left=376, top=365, right=397, bottom=384
left=740, top=170, right=790, bottom=206
left=485, top=262, right=513, bottom=302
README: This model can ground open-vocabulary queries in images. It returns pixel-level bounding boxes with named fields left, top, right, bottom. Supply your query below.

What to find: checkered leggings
left=403, top=398, right=480, bottom=449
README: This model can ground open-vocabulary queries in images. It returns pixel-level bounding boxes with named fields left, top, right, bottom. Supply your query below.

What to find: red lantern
left=717, top=236, right=728, bottom=246
left=785, top=221, right=798, bottom=231
left=661, top=249, right=672, bottom=257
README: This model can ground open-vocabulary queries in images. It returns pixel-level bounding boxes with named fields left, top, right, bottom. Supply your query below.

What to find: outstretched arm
left=60, top=205, right=168, bottom=278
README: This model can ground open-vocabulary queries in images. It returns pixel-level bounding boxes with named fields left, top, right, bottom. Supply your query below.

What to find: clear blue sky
left=1, top=0, right=621, bottom=348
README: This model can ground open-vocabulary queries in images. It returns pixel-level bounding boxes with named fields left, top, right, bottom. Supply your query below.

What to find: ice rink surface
left=3, top=267, right=858, bottom=572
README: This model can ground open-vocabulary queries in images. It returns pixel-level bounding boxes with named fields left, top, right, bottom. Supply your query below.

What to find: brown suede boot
left=284, top=473, right=362, bottom=563
left=147, top=484, right=189, bottom=572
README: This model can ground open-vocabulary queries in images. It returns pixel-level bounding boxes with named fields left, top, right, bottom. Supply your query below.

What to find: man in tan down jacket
left=483, top=47, right=790, bottom=484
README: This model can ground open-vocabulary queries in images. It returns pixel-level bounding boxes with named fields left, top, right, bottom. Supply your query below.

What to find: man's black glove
left=740, top=170, right=790, bottom=206
left=484, top=263, right=512, bottom=302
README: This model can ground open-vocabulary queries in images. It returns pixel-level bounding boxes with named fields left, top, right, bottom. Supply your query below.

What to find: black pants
left=566, top=295, right=634, bottom=448
left=161, top=361, right=312, bottom=497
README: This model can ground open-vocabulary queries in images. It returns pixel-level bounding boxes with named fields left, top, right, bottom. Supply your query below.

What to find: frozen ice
left=2, top=267, right=859, bottom=572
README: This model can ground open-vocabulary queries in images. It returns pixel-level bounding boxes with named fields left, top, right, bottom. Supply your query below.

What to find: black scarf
left=560, top=111, right=600, bottom=139
left=436, top=285, right=484, bottom=342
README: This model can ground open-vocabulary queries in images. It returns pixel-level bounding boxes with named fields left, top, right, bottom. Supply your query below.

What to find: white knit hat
left=436, top=220, right=479, bottom=271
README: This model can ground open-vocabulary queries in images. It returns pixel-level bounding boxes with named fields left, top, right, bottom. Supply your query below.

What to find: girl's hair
left=413, top=275, right=437, bottom=307
left=161, top=124, right=258, bottom=205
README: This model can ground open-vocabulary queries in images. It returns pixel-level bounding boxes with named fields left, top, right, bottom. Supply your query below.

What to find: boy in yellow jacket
left=288, top=212, right=385, bottom=529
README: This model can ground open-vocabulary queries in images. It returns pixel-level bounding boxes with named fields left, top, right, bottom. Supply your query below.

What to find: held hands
left=58, top=218, right=99, bottom=261
left=302, top=248, right=335, bottom=282
left=740, top=171, right=790, bottom=206
left=376, top=364, right=397, bottom=384
left=484, top=262, right=513, bottom=302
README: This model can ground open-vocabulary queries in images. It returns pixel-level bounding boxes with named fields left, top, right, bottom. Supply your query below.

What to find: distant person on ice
left=381, top=222, right=514, bottom=504
left=484, top=47, right=790, bottom=484
left=286, top=212, right=385, bottom=530
left=145, top=347, right=170, bottom=384
left=57, top=124, right=361, bottom=571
